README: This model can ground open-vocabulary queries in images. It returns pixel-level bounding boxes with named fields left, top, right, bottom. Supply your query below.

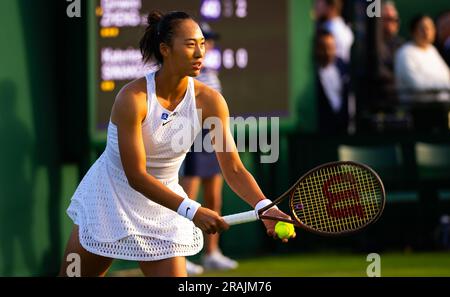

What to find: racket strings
left=291, top=164, right=384, bottom=234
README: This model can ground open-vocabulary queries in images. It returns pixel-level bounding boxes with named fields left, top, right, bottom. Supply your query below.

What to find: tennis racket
left=222, top=161, right=385, bottom=236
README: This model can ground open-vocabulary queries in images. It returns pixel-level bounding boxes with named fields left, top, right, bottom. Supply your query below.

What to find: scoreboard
left=89, top=0, right=290, bottom=137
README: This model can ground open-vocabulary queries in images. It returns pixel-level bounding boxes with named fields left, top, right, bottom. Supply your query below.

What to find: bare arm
left=208, top=95, right=266, bottom=208
left=112, top=86, right=185, bottom=211
left=111, top=84, right=227, bottom=234
left=200, top=88, right=294, bottom=241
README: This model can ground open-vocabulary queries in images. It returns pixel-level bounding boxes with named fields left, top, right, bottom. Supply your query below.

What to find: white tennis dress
left=67, top=71, right=203, bottom=261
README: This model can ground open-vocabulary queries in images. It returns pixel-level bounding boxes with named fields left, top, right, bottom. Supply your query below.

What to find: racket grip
left=223, top=210, right=259, bottom=226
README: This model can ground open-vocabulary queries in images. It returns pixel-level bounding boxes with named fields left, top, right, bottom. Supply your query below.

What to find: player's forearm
left=128, top=173, right=185, bottom=212
left=222, top=164, right=267, bottom=208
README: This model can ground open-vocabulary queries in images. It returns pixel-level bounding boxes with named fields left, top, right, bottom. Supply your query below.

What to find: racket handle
left=223, top=210, right=259, bottom=226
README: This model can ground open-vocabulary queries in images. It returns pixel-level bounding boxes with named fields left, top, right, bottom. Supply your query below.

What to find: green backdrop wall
left=0, top=0, right=87, bottom=276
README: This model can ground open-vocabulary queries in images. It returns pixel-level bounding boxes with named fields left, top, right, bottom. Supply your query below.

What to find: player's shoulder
left=114, top=77, right=148, bottom=110
left=116, top=77, right=147, bottom=103
left=112, top=77, right=148, bottom=121
left=194, top=78, right=226, bottom=109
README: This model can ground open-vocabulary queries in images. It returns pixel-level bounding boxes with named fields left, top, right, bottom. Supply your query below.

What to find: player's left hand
left=262, top=208, right=296, bottom=243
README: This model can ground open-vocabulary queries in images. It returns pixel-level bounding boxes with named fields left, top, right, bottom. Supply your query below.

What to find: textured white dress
left=67, top=71, right=203, bottom=261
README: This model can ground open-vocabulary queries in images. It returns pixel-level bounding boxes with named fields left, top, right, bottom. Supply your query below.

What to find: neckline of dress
left=152, top=73, right=190, bottom=113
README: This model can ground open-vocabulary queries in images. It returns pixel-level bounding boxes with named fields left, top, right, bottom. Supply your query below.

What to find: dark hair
left=139, top=10, right=193, bottom=65
left=323, top=0, right=343, bottom=13
left=409, top=14, right=430, bottom=34
left=436, top=10, right=450, bottom=26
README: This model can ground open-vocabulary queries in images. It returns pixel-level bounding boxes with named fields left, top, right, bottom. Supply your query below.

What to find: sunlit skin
left=59, top=19, right=293, bottom=277
left=412, top=17, right=436, bottom=49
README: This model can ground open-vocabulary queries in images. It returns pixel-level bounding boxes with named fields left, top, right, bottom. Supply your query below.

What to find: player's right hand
left=193, top=207, right=229, bottom=234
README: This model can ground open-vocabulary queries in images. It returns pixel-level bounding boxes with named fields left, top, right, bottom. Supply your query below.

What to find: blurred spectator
left=434, top=214, right=450, bottom=250
left=436, top=10, right=450, bottom=67
left=315, top=29, right=350, bottom=133
left=394, top=15, right=450, bottom=100
left=439, top=215, right=450, bottom=250
left=374, top=1, right=404, bottom=105
left=314, top=0, right=354, bottom=64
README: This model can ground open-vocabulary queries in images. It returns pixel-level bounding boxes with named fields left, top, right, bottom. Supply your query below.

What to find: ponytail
left=139, top=10, right=193, bottom=65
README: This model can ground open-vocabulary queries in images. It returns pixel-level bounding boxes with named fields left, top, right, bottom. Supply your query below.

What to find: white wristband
left=177, top=198, right=201, bottom=221
left=255, top=199, right=278, bottom=214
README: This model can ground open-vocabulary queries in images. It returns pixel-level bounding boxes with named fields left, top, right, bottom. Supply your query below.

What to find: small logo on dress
left=162, top=120, right=173, bottom=126
left=161, top=112, right=178, bottom=126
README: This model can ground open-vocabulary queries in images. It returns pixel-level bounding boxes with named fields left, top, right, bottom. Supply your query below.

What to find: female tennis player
left=59, top=10, right=293, bottom=277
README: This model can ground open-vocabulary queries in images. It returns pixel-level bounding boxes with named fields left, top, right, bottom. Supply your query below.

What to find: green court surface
left=109, top=252, right=450, bottom=277
left=201, top=252, right=450, bottom=277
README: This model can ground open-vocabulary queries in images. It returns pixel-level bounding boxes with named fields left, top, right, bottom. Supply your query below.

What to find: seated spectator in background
left=436, top=10, right=450, bottom=67
left=394, top=15, right=450, bottom=100
left=314, top=0, right=354, bottom=64
left=315, top=29, right=350, bottom=134
left=374, top=1, right=404, bottom=104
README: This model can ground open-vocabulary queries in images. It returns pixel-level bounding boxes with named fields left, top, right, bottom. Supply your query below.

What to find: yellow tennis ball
left=275, top=221, right=295, bottom=239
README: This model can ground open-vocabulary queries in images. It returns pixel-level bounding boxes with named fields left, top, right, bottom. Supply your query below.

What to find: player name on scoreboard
left=91, top=0, right=289, bottom=132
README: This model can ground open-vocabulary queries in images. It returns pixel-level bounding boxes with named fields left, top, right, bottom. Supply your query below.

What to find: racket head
left=289, top=161, right=385, bottom=236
